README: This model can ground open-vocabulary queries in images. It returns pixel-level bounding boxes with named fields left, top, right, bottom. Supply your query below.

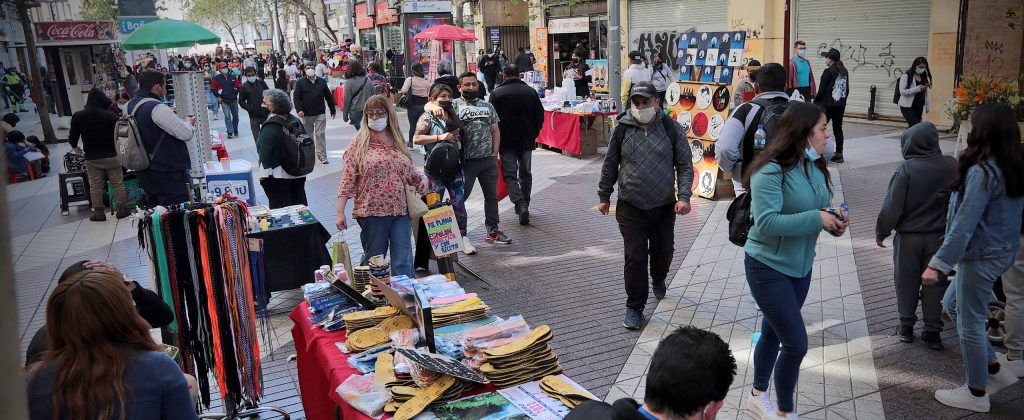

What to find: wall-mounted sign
left=547, top=17, right=588, bottom=34
left=402, top=0, right=453, bottom=14
left=34, top=21, right=116, bottom=43
left=375, top=1, right=400, bottom=25
left=355, top=3, right=375, bottom=30
left=118, top=16, right=157, bottom=34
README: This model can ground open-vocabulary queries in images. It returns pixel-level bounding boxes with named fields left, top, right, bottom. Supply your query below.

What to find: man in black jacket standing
left=239, top=66, right=270, bottom=141
left=293, top=62, right=336, bottom=164
left=69, top=88, right=129, bottom=221
left=490, top=65, right=544, bottom=225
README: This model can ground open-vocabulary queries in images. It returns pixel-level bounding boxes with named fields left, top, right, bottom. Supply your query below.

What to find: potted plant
left=945, top=75, right=1024, bottom=155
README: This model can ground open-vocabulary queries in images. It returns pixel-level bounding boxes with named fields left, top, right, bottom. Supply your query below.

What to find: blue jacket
left=212, top=73, right=240, bottom=102
left=128, top=92, right=191, bottom=173
left=930, top=158, right=1024, bottom=273
left=5, top=142, right=28, bottom=174
left=745, top=160, right=832, bottom=278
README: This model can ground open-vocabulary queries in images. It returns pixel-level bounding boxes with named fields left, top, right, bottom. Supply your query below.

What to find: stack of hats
left=480, top=325, right=561, bottom=388
left=432, top=297, right=489, bottom=328
left=342, top=306, right=400, bottom=331
left=352, top=266, right=372, bottom=293
left=345, top=315, right=413, bottom=352
left=539, top=375, right=594, bottom=409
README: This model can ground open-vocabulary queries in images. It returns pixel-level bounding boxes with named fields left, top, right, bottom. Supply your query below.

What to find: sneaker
left=414, top=266, right=431, bottom=274
left=988, top=365, right=1019, bottom=394
left=320, top=157, right=330, bottom=164
left=115, top=208, right=133, bottom=220
left=652, top=281, right=666, bottom=300
left=998, top=353, right=1024, bottom=377
left=89, top=209, right=107, bottom=222
left=897, top=325, right=914, bottom=343
left=485, top=230, right=513, bottom=245
left=746, top=389, right=776, bottom=420
left=830, top=152, right=844, bottom=163
left=515, top=201, right=530, bottom=225
left=623, top=308, right=643, bottom=330
left=935, top=384, right=990, bottom=412
left=462, top=238, right=477, bottom=255
left=921, top=331, right=944, bottom=350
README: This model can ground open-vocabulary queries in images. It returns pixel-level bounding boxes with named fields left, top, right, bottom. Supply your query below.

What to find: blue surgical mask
left=805, top=147, right=820, bottom=161
left=247, top=76, right=257, bottom=83
left=797, top=49, right=807, bottom=58
left=220, top=68, right=228, bottom=74
left=916, top=67, right=926, bottom=75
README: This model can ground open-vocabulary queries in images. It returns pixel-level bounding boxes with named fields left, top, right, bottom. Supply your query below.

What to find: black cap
left=628, top=51, right=643, bottom=63
left=629, top=81, right=657, bottom=100
left=745, top=59, right=761, bottom=68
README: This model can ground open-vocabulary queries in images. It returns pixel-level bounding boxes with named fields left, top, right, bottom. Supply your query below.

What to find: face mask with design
left=630, top=105, right=658, bottom=124
left=368, top=116, right=388, bottom=132
left=805, top=146, right=820, bottom=161
left=916, top=67, right=926, bottom=75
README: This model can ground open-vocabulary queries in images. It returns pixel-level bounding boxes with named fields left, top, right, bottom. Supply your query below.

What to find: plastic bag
left=336, top=373, right=388, bottom=417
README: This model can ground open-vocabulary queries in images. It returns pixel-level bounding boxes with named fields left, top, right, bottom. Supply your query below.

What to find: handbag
left=406, top=186, right=429, bottom=222
left=397, top=92, right=411, bottom=108
left=726, top=192, right=753, bottom=247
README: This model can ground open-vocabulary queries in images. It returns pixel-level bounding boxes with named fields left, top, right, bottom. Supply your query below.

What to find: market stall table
left=248, top=221, right=332, bottom=294
left=536, top=110, right=616, bottom=156
left=289, top=302, right=497, bottom=420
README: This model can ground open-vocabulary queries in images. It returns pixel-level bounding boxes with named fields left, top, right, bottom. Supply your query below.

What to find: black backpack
left=726, top=192, right=753, bottom=246
left=892, top=73, right=912, bottom=105
left=425, top=141, right=461, bottom=183
left=740, top=96, right=791, bottom=175
left=265, top=115, right=315, bottom=177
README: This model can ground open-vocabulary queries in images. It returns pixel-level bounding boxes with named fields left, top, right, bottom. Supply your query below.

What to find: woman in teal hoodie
left=742, top=102, right=846, bottom=419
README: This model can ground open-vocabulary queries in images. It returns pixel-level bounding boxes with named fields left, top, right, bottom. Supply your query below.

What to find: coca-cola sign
left=35, top=21, right=115, bottom=43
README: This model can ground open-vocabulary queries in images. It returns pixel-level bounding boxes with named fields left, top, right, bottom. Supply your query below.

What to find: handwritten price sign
left=423, top=206, right=463, bottom=257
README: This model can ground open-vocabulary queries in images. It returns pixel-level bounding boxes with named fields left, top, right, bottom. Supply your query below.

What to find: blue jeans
left=746, top=254, right=812, bottom=413
left=943, top=256, right=1015, bottom=389
left=357, top=216, right=413, bottom=278
left=222, top=100, right=240, bottom=134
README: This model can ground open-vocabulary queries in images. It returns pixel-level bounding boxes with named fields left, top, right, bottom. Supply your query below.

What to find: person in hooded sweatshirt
left=69, top=88, right=130, bottom=221
left=876, top=122, right=956, bottom=350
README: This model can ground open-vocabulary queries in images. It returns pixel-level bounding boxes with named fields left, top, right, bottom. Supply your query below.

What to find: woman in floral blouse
left=337, top=95, right=429, bottom=277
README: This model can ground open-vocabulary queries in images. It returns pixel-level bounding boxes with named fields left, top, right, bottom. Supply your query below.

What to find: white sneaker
left=746, top=389, right=776, bottom=420
left=462, top=238, right=477, bottom=255
left=935, top=384, right=990, bottom=412
left=988, top=365, right=1020, bottom=394
left=998, top=352, right=1024, bottom=377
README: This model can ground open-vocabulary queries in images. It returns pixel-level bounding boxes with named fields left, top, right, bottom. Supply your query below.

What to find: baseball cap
left=628, top=51, right=643, bottom=63
left=629, top=81, right=657, bottom=100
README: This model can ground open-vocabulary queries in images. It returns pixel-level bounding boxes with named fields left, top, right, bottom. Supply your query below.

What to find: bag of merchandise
left=331, top=234, right=354, bottom=283
left=336, top=373, right=388, bottom=417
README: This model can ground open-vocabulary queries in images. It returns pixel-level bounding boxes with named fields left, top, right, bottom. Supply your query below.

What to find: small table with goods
left=247, top=205, right=333, bottom=297
left=536, top=105, right=616, bottom=157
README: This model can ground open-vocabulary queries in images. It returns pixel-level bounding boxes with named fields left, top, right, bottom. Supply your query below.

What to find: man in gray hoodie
left=598, top=82, right=693, bottom=330
left=875, top=122, right=956, bottom=349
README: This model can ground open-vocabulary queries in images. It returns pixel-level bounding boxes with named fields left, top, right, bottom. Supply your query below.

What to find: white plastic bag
left=336, top=373, right=388, bottom=417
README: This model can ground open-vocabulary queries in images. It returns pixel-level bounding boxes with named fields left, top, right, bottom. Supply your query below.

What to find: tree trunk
left=318, top=0, right=338, bottom=44
left=16, top=0, right=56, bottom=142
left=221, top=20, right=241, bottom=52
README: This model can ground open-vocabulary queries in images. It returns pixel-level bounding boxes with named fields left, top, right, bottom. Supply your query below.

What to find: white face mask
left=305, top=69, right=316, bottom=78
left=368, top=116, right=388, bottom=132
left=631, top=105, right=658, bottom=124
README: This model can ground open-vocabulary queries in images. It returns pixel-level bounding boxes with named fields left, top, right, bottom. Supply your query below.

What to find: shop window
left=589, top=19, right=608, bottom=60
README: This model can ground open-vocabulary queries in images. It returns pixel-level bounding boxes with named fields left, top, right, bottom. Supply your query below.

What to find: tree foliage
left=79, top=0, right=118, bottom=21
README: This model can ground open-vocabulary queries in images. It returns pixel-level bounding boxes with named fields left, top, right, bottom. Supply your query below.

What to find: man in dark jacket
left=513, top=47, right=533, bottom=72
left=431, top=60, right=461, bottom=99
left=293, top=62, right=336, bottom=164
left=212, top=62, right=242, bottom=138
left=70, top=88, right=128, bottom=221
left=566, top=326, right=736, bottom=420
left=490, top=65, right=543, bottom=225
left=239, top=66, right=270, bottom=141
left=813, top=48, right=849, bottom=162
left=130, top=70, right=196, bottom=208
left=598, top=82, right=692, bottom=330
left=875, top=122, right=956, bottom=349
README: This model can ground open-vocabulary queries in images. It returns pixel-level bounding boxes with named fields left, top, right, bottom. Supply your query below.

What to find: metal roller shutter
left=628, top=0, right=728, bottom=63
left=796, top=0, right=931, bottom=118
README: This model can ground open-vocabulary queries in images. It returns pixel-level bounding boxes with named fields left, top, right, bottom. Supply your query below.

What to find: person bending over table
left=337, top=95, right=429, bottom=278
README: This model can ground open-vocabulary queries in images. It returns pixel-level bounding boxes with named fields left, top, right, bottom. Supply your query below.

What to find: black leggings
left=824, top=105, right=846, bottom=154
left=900, top=105, right=924, bottom=128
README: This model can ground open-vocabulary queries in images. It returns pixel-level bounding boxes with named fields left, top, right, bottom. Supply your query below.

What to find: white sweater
left=897, top=73, right=931, bottom=111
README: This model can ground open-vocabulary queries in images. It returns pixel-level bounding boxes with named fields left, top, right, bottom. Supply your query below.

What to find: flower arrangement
left=945, top=74, right=1023, bottom=123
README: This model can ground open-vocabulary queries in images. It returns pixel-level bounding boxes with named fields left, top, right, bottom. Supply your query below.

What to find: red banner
left=34, top=21, right=115, bottom=43
left=375, top=1, right=399, bottom=25
left=355, top=3, right=374, bottom=30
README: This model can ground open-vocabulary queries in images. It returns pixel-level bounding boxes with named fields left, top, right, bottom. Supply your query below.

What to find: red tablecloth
left=536, top=111, right=616, bottom=155
left=290, top=302, right=496, bottom=420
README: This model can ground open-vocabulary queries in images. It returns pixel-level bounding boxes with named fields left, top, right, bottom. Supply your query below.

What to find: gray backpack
left=115, top=98, right=165, bottom=170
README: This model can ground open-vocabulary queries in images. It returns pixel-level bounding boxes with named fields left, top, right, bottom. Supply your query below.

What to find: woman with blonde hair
left=26, top=268, right=197, bottom=420
left=337, top=95, right=429, bottom=277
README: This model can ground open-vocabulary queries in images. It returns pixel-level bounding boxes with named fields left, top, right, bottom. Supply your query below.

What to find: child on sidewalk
left=875, top=122, right=956, bottom=349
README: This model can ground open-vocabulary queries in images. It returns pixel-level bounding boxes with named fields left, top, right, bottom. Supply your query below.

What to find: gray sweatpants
left=1002, top=236, right=1024, bottom=359
left=462, top=156, right=500, bottom=231
left=893, top=232, right=949, bottom=332
left=303, top=114, right=327, bottom=160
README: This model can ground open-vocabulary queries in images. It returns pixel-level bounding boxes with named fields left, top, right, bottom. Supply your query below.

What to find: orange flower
left=954, top=87, right=968, bottom=98
left=973, top=95, right=986, bottom=104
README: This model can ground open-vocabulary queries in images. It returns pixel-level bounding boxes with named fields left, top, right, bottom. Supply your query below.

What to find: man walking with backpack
left=293, top=62, right=336, bottom=165
left=597, top=82, right=693, bottom=330
left=127, top=69, right=196, bottom=208
left=239, top=66, right=270, bottom=141
left=70, top=88, right=130, bottom=221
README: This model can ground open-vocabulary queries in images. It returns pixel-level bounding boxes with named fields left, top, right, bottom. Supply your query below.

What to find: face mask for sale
left=630, top=105, right=658, bottom=124
left=306, top=69, right=316, bottom=78
left=462, top=90, right=478, bottom=101
left=368, top=116, right=388, bottom=132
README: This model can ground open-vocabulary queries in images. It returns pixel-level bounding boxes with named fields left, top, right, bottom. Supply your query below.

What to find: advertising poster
left=255, top=40, right=272, bottom=55
left=423, top=205, right=464, bottom=256
left=535, top=28, right=549, bottom=80
left=586, top=59, right=607, bottom=93
left=406, top=16, right=453, bottom=78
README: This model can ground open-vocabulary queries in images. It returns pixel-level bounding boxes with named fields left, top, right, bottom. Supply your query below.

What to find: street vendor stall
left=536, top=109, right=616, bottom=157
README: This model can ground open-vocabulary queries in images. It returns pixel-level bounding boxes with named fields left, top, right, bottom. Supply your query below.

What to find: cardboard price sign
left=423, top=206, right=463, bottom=257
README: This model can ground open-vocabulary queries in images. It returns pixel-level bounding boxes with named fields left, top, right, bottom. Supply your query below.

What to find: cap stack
left=341, top=306, right=400, bottom=331
left=345, top=315, right=413, bottom=352
left=432, top=297, right=490, bottom=328
left=480, top=325, right=561, bottom=388
left=539, top=375, right=594, bottom=409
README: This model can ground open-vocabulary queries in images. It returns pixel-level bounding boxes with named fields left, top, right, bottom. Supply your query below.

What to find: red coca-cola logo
left=37, top=22, right=113, bottom=41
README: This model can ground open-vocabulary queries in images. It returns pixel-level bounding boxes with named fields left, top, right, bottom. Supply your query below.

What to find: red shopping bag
left=496, top=159, right=508, bottom=201
left=333, top=85, right=345, bottom=110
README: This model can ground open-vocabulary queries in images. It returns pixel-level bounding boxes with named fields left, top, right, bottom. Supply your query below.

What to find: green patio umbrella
left=121, top=19, right=220, bottom=51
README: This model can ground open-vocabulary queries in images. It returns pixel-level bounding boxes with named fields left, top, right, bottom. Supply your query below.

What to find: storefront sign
left=355, top=3, right=374, bottom=30
left=407, top=16, right=453, bottom=76
left=118, top=16, right=157, bottom=34
left=402, top=0, right=452, bottom=14
left=423, top=206, right=463, bottom=256
left=375, top=1, right=400, bottom=25
left=547, top=17, right=589, bottom=34
left=35, top=21, right=116, bottom=43
left=255, top=39, right=273, bottom=54
left=489, top=28, right=500, bottom=47
left=535, top=28, right=548, bottom=77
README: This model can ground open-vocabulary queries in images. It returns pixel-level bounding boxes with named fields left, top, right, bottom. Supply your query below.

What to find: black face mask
left=439, top=100, right=454, bottom=111
left=462, top=90, right=478, bottom=101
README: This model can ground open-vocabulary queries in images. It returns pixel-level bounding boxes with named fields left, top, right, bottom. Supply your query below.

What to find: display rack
left=171, top=71, right=212, bottom=181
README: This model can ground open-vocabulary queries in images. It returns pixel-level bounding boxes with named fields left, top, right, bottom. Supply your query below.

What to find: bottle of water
left=753, top=124, right=767, bottom=151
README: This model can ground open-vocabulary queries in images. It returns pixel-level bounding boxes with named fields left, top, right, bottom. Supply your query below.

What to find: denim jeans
left=943, top=256, right=1015, bottom=389
left=462, top=156, right=500, bottom=231
left=746, top=254, right=812, bottom=413
left=1003, top=237, right=1024, bottom=360
left=356, top=215, right=413, bottom=278
left=222, top=100, right=240, bottom=134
